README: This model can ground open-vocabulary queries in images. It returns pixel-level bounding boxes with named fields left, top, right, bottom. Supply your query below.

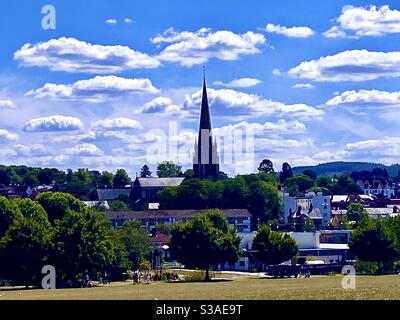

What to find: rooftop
left=136, top=177, right=185, bottom=188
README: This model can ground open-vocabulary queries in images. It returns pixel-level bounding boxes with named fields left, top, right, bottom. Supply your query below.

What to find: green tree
left=36, top=192, right=84, bottom=222
left=109, top=200, right=129, bottom=212
left=252, top=224, right=298, bottom=270
left=0, top=202, right=52, bottom=287
left=279, top=162, right=293, bottom=183
left=247, top=181, right=282, bottom=224
left=51, top=208, right=115, bottom=285
left=258, top=159, right=275, bottom=174
left=112, top=221, right=153, bottom=270
left=157, top=161, right=183, bottom=177
left=303, top=170, right=317, bottom=181
left=113, top=169, right=131, bottom=187
left=170, top=210, right=241, bottom=281
left=99, top=171, right=114, bottom=187
left=346, top=203, right=369, bottom=227
left=140, top=165, right=152, bottom=178
left=0, top=196, right=22, bottom=237
left=349, top=219, right=399, bottom=269
left=284, top=174, right=314, bottom=194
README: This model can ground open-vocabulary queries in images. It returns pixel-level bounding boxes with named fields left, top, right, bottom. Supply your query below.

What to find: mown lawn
left=1, top=275, right=399, bottom=300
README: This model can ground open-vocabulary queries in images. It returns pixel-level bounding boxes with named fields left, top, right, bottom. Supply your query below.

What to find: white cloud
left=288, top=50, right=400, bottom=82
left=23, top=115, right=83, bottom=132
left=325, top=89, right=400, bottom=108
left=151, top=27, right=265, bottom=67
left=0, top=129, right=18, bottom=143
left=0, top=100, right=16, bottom=109
left=183, top=88, right=324, bottom=120
left=292, top=83, right=315, bottom=89
left=263, top=23, right=315, bottom=38
left=124, top=18, right=134, bottom=24
left=272, top=68, right=281, bottom=76
left=66, top=143, right=104, bottom=156
left=213, top=78, right=261, bottom=88
left=14, top=37, right=160, bottom=73
left=345, top=137, right=400, bottom=160
left=91, top=118, right=142, bottom=131
left=13, top=144, right=48, bottom=157
left=26, top=76, right=159, bottom=102
left=106, top=19, right=117, bottom=24
left=140, top=97, right=181, bottom=114
left=324, top=5, right=400, bottom=39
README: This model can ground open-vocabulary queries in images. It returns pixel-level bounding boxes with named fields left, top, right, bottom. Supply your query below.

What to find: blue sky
left=1, top=0, right=400, bottom=176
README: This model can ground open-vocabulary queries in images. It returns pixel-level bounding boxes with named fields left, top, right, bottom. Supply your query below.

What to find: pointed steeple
left=199, top=67, right=212, bottom=131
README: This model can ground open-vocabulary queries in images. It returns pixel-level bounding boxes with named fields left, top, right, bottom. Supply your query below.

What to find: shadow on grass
left=167, top=279, right=233, bottom=284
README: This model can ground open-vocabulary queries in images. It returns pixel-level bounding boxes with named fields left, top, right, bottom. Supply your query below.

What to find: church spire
left=199, top=66, right=211, bottom=131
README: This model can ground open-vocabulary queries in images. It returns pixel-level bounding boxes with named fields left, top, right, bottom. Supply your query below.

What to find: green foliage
left=112, top=221, right=153, bottom=270
left=355, top=260, right=379, bottom=275
left=279, top=162, right=293, bottom=183
left=346, top=203, right=369, bottom=227
left=304, top=217, right=315, bottom=232
left=252, top=224, right=298, bottom=266
left=36, top=192, right=83, bottom=222
left=140, top=165, right=152, bottom=178
left=303, top=170, right=317, bottom=181
left=0, top=196, right=22, bottom=237
left=157, top=161, right=183, bottom=177
left=284, top=174, right=314, bottom=194
left=99, top=171, right=114, bottom=187
left=349, top=219, right=399, bottom=264
left=170, top=209, right=242, bottom=281
left=109, top=200, right=129, bottom=212
left=51, top=208, right=115, bottom=284
left=258, top=159, right=275, bottom=174
left=113, top=169, right=131, bottom=187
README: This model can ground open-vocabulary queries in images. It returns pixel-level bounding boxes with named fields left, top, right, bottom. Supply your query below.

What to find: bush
left=153, top=270, right=179, bottom=281
left=182, top=270, right=207, bottom=282
left=355, top=260, right=379, bottom=275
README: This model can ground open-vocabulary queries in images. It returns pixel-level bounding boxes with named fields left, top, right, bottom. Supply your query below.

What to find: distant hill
left=292, top=161, right=400, bottom=177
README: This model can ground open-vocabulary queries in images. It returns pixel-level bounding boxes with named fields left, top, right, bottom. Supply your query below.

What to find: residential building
left=106, top=208, right=251, bottom=233
left=282, top=192, right=331, bottom=225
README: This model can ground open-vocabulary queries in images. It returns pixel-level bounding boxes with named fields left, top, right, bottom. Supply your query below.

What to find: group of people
left=133, top=270, right=152, bottom=284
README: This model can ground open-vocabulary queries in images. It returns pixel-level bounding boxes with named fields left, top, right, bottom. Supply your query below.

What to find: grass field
left=1, top=275, right=400, bottom=300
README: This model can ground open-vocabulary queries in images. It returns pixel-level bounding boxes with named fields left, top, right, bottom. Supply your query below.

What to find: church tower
left=193, top=70, right=219, bottom=180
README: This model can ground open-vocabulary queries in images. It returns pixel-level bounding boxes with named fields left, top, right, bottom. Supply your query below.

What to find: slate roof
left=97, top=188, right=132, bottom=201
left=136, top=177, right=185, bottom=188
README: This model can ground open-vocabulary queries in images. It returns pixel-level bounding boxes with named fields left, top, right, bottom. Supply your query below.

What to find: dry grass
left=1, top=275, right=399, bottom=300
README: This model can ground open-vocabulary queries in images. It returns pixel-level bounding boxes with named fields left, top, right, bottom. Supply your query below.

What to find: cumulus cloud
left=0, top=129, right=18, bottom=143
left=124, top=18, right=134, bottom=24
left=106, top=19, right=117, bottom=24
left=140, top=97, right=181, bottom=114
left=14, top=37, right=160, bottom=73
left=26, top=76, right=159, bottom=102
left=288, top=50, right=400, bottom=82
left=213, top=78, right=262, bottom=88
left=91, top=118, right=142, bottom=131
left=263, top=23, right=315, bottom=38
left=272, top=68, right=281, bottom=76
left=66, top=143, right=104, bottom=156
left=324, top=5, right=400, bottom=39
left=292, top=83, right=315, bottom=89
left=345, top=137, right=400, bottom=160
left=151, top=27, right=265, bottom=66
left=13, top=144, right=48, bottom=157
left=325, top=89, right=400, bottom=108
left=23, top=115, right=83, bottom=132
left=183, top=88, right=323, bottom=120
left=0, top=100, right=16, bottom=109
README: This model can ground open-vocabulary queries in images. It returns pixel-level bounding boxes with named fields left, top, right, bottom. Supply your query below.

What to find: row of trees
left=158, top=173, right=281, bottom=226
left=170, top=210, right=298, bottom=281
left=0, top=192, right=153, bottom=287
left=258, top=159, right=363, bottom=196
